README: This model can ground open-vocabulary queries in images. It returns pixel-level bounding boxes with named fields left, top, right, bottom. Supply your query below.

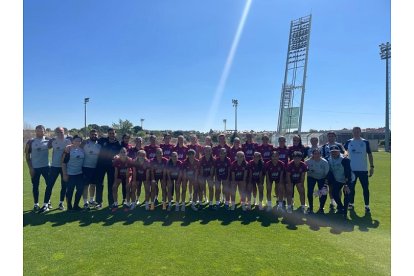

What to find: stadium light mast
left=232, top=99, right=238, bottom=132
left=84, top=97, right=90, bottom=138
left=277, top=15, right=312, bottom=135
left=140, top=118, right=145, bottom=130
left=379, top=42, right=391, bottom=152
left=223, top=119, right=227, bottom=132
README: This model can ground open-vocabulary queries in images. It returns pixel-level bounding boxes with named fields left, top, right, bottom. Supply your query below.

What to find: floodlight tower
left=277, top=15, right=312, bottom=135
left=379, top=42, right=391, bottom=152
left=140, top=118, right=145, bottom=130
left=223, top=119, right=227, bottom=132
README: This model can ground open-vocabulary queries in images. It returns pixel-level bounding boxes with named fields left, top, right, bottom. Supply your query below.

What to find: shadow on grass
left=22, top=204, right=379, bottom=234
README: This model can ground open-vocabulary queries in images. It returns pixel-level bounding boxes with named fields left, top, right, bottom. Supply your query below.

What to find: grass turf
left=23, top=152, right=390, bottom=275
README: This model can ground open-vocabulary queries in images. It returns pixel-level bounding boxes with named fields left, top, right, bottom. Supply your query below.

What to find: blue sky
left=23, top=0, right=390, bottom=132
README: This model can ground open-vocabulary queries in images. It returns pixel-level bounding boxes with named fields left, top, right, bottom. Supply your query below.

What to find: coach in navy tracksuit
left=95, top=128, right=122, bottom=208
left=327, top=145, right=353, bottom=218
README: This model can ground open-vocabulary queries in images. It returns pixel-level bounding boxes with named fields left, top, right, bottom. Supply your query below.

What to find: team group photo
left=18, top=0, right=394, bottom=275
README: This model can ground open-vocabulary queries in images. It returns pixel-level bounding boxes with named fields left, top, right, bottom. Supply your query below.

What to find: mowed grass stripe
left=23, top=152, right=390, bottom=275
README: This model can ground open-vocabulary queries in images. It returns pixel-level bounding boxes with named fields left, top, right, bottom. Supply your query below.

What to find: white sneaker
left=130, top=203, right=136, bottom=211
left=145, top=202, right=149, bottom=210
left=266, top=205, right=272, bottom=212
left=181, top=204, right=185, bottom=211
left=242, top=204, right=246, bottom=211
left=231, top=204, right=236, bottom=211
left=191, top=204, right=198, bottom=211
left=287, top=206, right=293, bottom=214
left=175, top=204, right=180, bottom=212
left=167, top=203, right=172, bottom=211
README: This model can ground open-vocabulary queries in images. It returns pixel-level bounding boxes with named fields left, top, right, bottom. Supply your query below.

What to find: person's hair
left=108, top=128, right=115, bottom=133
left=292, top=151, right=303, bottom=158
left=54, top=127, right=64, bottom=132
left=90, top=129, right=98, bottom=133
left=35, top=125, right=45, bottom=131
left=72, top=135, right=82, bottom=142
left=278, top=136, right=286, bottom=142
left=262, top=135, right=269, bottom=141
left=353, top=126, right=361, bottom=132
left=312, top=148, right=320, bottom=154
left=187, top=149, right=196, bottom=156
left=327, top=131, right=336, bottom=137
left=292, top=134, right=303, bottom=147
left=164, top=132, right=171, bottom=138
left=122, top=134, right=130, bottom=139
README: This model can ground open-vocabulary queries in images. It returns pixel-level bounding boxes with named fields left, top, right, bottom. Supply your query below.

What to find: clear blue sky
left=23, top=0, right=390, bottom=132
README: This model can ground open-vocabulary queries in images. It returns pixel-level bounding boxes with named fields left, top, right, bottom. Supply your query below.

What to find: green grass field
left=23, top=152, right=390, bottom=275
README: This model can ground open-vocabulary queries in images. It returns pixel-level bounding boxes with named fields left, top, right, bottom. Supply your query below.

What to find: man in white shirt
left=344, top=127, right=374, bottom=213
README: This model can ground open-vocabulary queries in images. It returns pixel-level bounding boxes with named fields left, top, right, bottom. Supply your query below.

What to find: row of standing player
left=27, top=126, right=366, bottom=217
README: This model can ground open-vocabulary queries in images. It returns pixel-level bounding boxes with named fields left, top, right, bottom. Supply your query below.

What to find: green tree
left=112, top=119, right=133, bottom=136
left=132, top=126, right=143, bottom=134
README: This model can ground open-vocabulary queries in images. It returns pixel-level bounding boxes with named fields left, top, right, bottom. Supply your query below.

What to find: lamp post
left=140, top=118, right=144, bottom=130
left=232, top=99, right=238, bottom=132
left=223, top=119, right=227, bottom=132
left=84, top=97, right=90, bottom=138
left=379, top=42, right=391, bottom=152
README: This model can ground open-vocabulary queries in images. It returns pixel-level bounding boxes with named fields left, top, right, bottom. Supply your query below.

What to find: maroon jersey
left=166, top=159, right=182, bottom=180
left=286, top=161, right=308, bottom=184
left=133, top=159, right=150, bottom=181
left=229, top=146, right=242, bottom=162
left=288, top=145, right=306, bottom=161
left=231, top=160, right=248, bottom=181
left=160, top=143, right=175, bottom=159
left=113, top=157, right=133, bottom=179
left=274, top=146, right=289, bottom=165
left=215, top=157, right=231, bottom=180
left=258, top=144, right=274, bottom=162
left=199, top=155, right=215, bottom=177
left=181, top=159, right=199, bottom=179
left=127, top=147, right=144, bottom=159
left=187, top=144, right=202, bottom=159
left=174, top=145, right=188, bottom=161
left=151, top=157, right=168, bottom=180
left=248, top=159, right=264, bottom=182
left=144, top=144, right=159, bottom=160
left=121, top=142, right=132, bottom=150
left=242, top=142, right=258, bottom=161
left=212, top=144, right=231, bottom=159
left=265, top=160, right=285, bottom=182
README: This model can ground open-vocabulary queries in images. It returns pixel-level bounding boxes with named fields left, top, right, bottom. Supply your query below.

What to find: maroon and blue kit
left=121, top=142, right=132, bottom=150
left=286, top=161, right=308, bottom=184
left=134, top=159, right=150, bottom=181
left=229, top=147, right=242, bottom=162
left=174, top=145, right=188, bottom=161
left=242, top=142, right=258, bottom=162
left=248, top=160, right=264, bottom=182
left=166, top=160, right=182, bottom=181
left=199, top=155, right=215, bottom=178
left=144, top=145, right=159, bottom=161
left=127, top=147, right=144, bottom=160
left=258, top=144, right=274, bottom=163
left=212, top=144, right=231, bottom=159
left=187, top=144, right=202, bottom=159
left=231, top=160, right=248, bottom=181
left=113, top=157, right=133, bottom=180
left=181, top=159, right=199, bottom=181
left=160, top=143, right=175, bottom=159
left=215, top=157, right=231, bottom=181
left=265, top=160, right=285, bottom=183
left=274, top=146, right=289, bottom=165
left=151, top=157, right=168, bottom=181
left=288, top=145, right=307, bottom=161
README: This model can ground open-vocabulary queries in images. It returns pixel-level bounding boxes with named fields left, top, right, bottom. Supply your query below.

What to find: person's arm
left=25, top=140, right=34, bottom=178
left=132, top=167, right=137, bottom=183
left=61, top=151, right=70, bottom=182
left=366, top=141, right=374, bottom=176
left=47, top=138, right=54, bottom=149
